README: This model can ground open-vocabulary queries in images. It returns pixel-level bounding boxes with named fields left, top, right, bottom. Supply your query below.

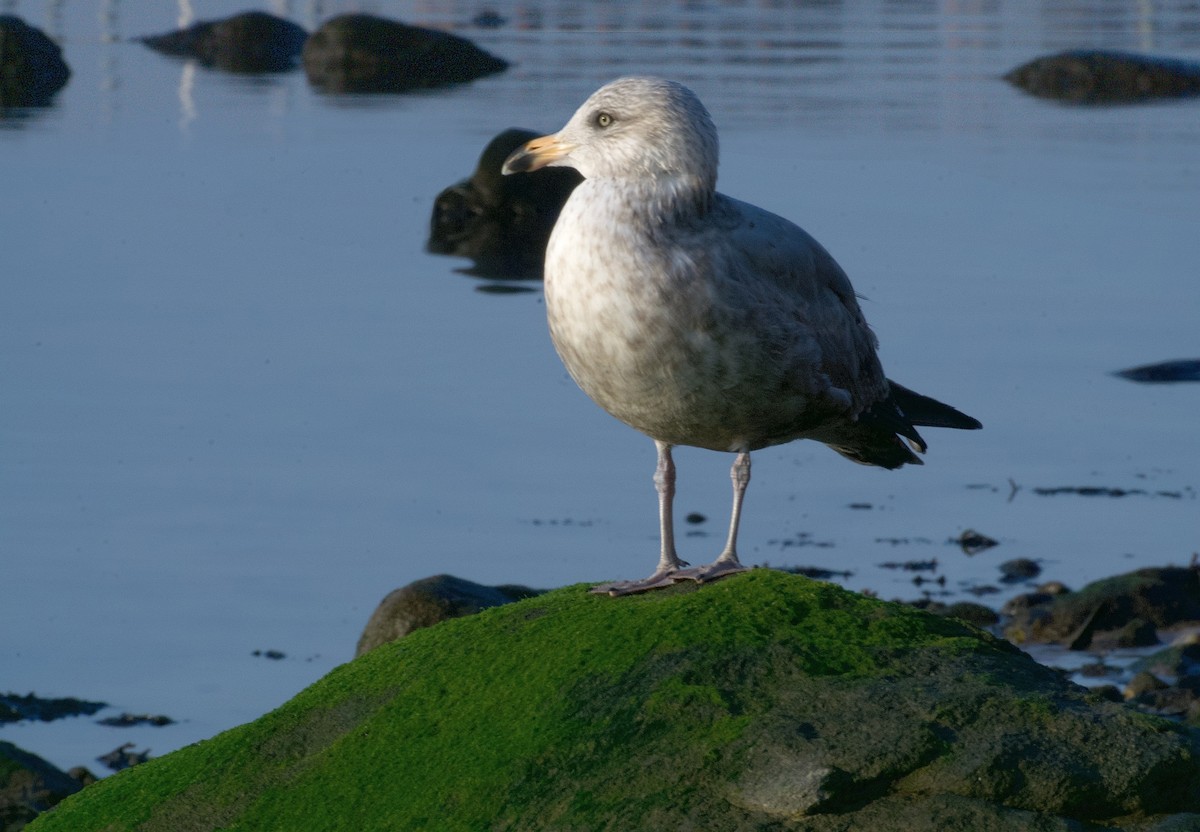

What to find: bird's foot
left=590, top=565, right=690, bottom=597
left=673, top=558, right=751, bottom=584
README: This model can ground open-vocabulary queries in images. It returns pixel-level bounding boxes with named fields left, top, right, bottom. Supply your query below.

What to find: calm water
left=3, top=0, right=1198, bottom=773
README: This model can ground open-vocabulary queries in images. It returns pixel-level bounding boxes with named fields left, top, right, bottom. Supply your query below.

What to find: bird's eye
left=594, top=111, right=614, bottom=129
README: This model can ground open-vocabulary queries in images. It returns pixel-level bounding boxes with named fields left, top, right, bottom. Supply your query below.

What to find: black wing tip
left=887, top=379, right=982, bottom=432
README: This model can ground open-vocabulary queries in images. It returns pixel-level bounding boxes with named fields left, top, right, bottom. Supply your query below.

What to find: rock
left=1079, top=660, right=1119, bottom=678
left=1097, top=617, right=1159, bottom=651
left=96, top=743, right=150, bottom=772
left=1125, top=671, right=1169, bottom=700
left=999, top=558, right=1041, bottom=582
left=302, top=14, right=508, bottom=94
left=1132, top=642, right=1200, bottom=681
left=95, top=713, right=175, bottom=728
left=1001, top=591, right=1055, bottom=618
left=0, top=741, right=82, bottom=828
left=66, top=767, right=96, bottom=787
left=355, top=573, right=542, bottom=656
left=0, top=692, right=106, bottom=724
left=1115, top=359, right=1200, bottom=384
left=0, top=15, right=70, bottom=108
left=1089, top=685, right=1124, bottom=703
left=1036, top=580, right=1071, bottom=596
left=940, top=601, right=1001, bottom=628
left=31, top=572, right=1200, bottom=830
left=427, top=128, right=581, bottom=279
left=909, top=599, right=999, bottom=629
left=1135, top=676, right=1200, bottom=718
left=955, top=528, right=998, bottom=554
left=251, top=649, right=286, bottom=660
left=1003, top=565, right=1200, bottom=649
left=1005, top=50, right=1200, bottom=104
left=138, top=11, right=308, bottom=74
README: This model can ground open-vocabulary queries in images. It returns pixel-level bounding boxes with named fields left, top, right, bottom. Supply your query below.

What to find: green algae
left=29, top=571, right=1200, bottom=831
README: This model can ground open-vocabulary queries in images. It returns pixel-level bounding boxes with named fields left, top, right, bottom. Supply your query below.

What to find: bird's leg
left=590, top=441, right=690, bottom=596
left=679, top=451, right=753, bottom=584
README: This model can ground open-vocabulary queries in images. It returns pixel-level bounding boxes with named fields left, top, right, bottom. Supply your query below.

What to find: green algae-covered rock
left=30, top=571, right=1200, bottom=831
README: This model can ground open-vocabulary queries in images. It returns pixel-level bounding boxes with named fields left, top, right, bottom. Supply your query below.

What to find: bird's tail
left=821, top=380, right=980, bottom=470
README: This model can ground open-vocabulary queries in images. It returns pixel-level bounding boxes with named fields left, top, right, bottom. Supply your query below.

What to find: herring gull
left=502, top=77, right=981, bottom=596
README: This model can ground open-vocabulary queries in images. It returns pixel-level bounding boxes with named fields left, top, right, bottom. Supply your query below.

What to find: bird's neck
left=600, top=172, right=714, bottom=226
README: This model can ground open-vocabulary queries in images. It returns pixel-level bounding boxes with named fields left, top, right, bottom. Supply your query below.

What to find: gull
left=502, top=77, right=981, bottom=596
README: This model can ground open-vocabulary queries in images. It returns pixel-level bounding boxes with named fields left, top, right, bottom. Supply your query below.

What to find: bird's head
left=502, top=77, right=719, bottom=199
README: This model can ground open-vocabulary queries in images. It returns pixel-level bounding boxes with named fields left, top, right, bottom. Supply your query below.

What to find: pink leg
left=590, top=441, right=690, bottom=596
left=676, top=451, right=752, bottom=584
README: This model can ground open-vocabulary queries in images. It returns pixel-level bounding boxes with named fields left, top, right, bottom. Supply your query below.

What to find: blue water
left=3, top=0, right=1198, bottom=774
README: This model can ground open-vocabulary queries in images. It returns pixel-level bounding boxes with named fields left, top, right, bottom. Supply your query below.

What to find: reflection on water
left=4, top=1, right=1198, bottom=134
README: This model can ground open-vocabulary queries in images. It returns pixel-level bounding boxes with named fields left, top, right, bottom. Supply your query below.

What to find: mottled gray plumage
left=503, top=76, right=980, bottom=595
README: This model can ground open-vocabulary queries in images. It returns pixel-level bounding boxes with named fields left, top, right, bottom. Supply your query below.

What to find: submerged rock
left=999, top=557, right=1041, bottom=583
left=95, top=713, right=176, bottom=728
left=0, top=692, right=106, bottom=724
left=0, top=741, right=83, bottom=828
left=96, top=743, right=150, bottom=773
left=32, top=572, right=1200, bottom=830
left=1115, top=359, right=1200, bottom=384
left=355, top=573, right=542, bottom=656
left=1006, top=50, right=1200, bottom=104
left=302, top=14, right=508, bottom=94
left=138, top=11, right=308, bottom=74
left=1004, top=565, right=1200, bottom=650
left=0, top=15, right=70, bottom=108
left=955, top=528, right=998, bottom=554
left=427, top=128, right=582, bottom=279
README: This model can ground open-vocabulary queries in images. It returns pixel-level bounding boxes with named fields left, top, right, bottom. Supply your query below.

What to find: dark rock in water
left=428, top=128, right=582, bottom=279
left=1001, top=591, right=1056, bottom=617
left=955, top=528, right=998, bottom=554
left=355, top=573, right=543, bottom=656
left=0, top=741, right=84, bottom=827
left=0, top=15, right=71, bottom=108
left=472, top=10, right=508, bottom=29
left=138, top=11, right=308, bottom=74
left=67, top=766, right=98, bottom=787
left=1134, top=675, right=1200, bottom=718
left=1004, top=565, right=1200, bottom=650
left=0, top=691, right=106, bottom=724
left=1115, top=359, right=1200, bottom=383
left=1132, top=642, right=1200, bottom=680
left=33, top=572, right=1200, bottom=831
left=1033, top=484, right=1183, bottom=499
left=1006, top=50, right=1200, bottom=104
left=252, top=648, right=286, bottom=660
left=97, top=743, right=151, bottom=772
left=96, top=712, right=176, bottom=728
left=302, top=14, right=508, bottom=93
left=999, top=557, right=1042, bottom=582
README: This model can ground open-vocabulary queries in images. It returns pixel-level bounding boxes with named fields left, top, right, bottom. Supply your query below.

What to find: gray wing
left=710, top=193, right=889, bottom=412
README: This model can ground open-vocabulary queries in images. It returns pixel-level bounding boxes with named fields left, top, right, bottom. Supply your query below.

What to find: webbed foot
left=673, top=559, right=751, bottom=584
left=589, top=566, right=690, bottom=596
